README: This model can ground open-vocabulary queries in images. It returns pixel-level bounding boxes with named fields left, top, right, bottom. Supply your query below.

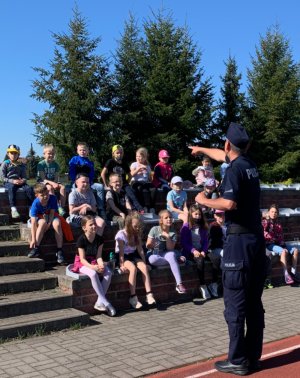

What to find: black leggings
left=131, top=182, right=156, bottom=209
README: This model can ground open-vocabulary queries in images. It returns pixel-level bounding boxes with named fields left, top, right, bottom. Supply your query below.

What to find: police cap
left=226, top=122, right=249, bottom=149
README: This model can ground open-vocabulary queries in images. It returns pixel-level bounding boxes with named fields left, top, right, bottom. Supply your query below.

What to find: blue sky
left=1, top=0, right=299, bottom=158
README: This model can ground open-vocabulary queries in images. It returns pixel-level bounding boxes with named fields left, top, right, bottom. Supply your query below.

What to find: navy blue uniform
left=220, top=154, right=267, bottom=365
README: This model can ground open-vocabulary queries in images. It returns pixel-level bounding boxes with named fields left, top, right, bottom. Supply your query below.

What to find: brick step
left=0, top=289, right=73, bottom=318
left=0, top=225, right=21, bottom=241
left=0, top=256, right=45, bottom=276
left=0, top=213, right=9, bottom=226
left=0, top=308, right=90, bottom=340
left=0, top=271, right=57, bottom=294
left=0, top=240, right=30, bottom=257
left=58, top=263, right=200, bottom=313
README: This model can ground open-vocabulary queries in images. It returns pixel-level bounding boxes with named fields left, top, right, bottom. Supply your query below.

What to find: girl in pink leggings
left=146, top=209, right=187, bottom=294
left=72, top=215, right=116, bottom=316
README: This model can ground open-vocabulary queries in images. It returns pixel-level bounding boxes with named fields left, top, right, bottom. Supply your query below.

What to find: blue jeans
left=4, top=182, right=35, bottom=207
left=91, top=183, right=105, bottom=212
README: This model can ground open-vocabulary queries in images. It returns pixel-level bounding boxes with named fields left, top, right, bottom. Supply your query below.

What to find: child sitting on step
left=146, top=209, right=187, bottom=294
left=72, top=215, right=116, bottom=316
left=262, top=203, right=300, bottom=285
left=37, top=144, right=66, bottom=216
left=27, top=183, right=65, bottom=264
left=101, top=145, right=144, bottom=213
left=106, top=173, right=132, bottom=230
left=67, top=173, right=105, bottom=236
left=0, top=144, right=35, bottom=219
left=180, top=203, right=211, bottom=299
left=115, top=213, right=156, bottom=309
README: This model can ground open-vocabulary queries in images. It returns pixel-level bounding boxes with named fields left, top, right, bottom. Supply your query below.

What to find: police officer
left=191, top=123, right=266, bottom=376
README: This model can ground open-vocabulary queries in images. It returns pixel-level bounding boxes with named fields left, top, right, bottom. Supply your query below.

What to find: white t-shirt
left=130, top=162, right=151, bottom=182
left=115, top=230, right=137, bottom=254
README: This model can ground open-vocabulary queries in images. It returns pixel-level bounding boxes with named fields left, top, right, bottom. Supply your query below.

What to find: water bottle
left=109, top=251, right=116, bottom=271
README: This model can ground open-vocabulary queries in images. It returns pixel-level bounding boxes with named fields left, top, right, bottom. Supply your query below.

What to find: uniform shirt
left=147, top=225, right=176, bottom=253
left=37, top=159, right=60, bottom=181
left=76, top=233, right=103, bottom=257
left=104, top=159, right=129, bottom=184
left=68, top=189, right=96, bottom=214
left=166, top=189, right=187, bottom=211
left=30, top=194, right=58, bottom=217
left=220, top=155, right=261, bottom=230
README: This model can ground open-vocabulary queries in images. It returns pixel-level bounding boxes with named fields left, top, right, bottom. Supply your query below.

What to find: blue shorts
left=266, top=243, right=297, bottom=255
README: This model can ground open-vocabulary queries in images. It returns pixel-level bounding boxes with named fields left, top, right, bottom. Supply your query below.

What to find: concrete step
left=0, top=271, right=57, bottom=294
left=0, top=225, right=21, bottom=241
left=0, top=308, right=90, bottom=340
left=0, top=240, right=29, bottom=257
left=0, top=289, right=73, bottom=318
left=0, top=213, right=10, bottom=226
left=0, top=256, right=45, bottom=276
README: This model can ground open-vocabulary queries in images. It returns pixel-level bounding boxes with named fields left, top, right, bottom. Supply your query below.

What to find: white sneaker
left=146, top=292, right=156, bottom=305
left=199, top=285, right=211, bottom=300
left=94, top=303, right=107, bottom=312
left=11, top=209, right=20, bottom=219
left=129, top=295, right=143, bottom=309
left=208, top=282, right=219, bottom=298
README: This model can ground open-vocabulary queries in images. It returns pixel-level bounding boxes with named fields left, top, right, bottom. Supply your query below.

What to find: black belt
left=227, top=224, right=253, bottom=234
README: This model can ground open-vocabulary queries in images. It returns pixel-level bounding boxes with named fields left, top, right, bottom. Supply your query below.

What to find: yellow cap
left=7, top=144, right=20, bottom=154
left=112, top=144, right=123, bottom=153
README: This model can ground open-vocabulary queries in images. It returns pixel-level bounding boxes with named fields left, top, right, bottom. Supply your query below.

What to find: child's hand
left=161, top=231, right=169, bottom=239
left=193, top=250, right=201, bottom=258
left=119, top=265, right=127, bottom=273
left=52, top=182, right=59, bottom=190
left=97, top=265, right=104, bottom=273
left=120, top=212, right=126, bottom=220
left=200, top=251, right=206, bottom=257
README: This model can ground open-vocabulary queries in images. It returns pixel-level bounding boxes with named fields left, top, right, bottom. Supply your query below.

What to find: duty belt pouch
left=221, top=260, right=244, bottom=289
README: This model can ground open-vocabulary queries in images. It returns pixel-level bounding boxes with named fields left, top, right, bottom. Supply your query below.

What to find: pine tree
left=214, top=55, right=246, bottom=146
left=247, top=25, right=300, bottom=180
left=110, top=14, right=146, bottom=159
left=26, top=144, right=39, bottom=179
left=31, top=7, right=113, bottom=171
left=141, top=10, right=214, bottom=159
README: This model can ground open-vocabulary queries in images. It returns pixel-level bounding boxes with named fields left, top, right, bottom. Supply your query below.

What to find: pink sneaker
left=285, top=274, right=294, bottom=285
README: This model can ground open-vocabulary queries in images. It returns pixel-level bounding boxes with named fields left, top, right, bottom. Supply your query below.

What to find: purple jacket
left=180, top=222, right=209, bottom=258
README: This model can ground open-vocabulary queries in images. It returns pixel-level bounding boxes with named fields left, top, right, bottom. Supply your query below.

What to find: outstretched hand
left=188, top=146, right=202, bottom=156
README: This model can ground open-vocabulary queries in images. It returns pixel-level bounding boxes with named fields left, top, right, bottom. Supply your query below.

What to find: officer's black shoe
left=248, top=359, right=262, bottom=372
left=215, top=360, right=249, bottom=376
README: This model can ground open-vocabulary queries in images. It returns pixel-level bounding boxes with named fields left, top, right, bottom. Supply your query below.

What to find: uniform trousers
left=222, top=232, right=267, bottom=365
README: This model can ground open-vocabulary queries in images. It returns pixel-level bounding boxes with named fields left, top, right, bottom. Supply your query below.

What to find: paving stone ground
left=0, top=285, right=299, bottom=378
